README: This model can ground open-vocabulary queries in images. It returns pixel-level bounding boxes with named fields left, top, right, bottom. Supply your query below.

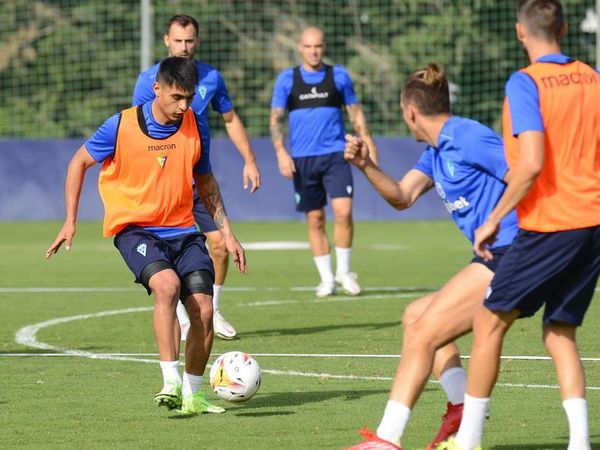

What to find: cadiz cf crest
left=157, top=156, right=167, bottom=168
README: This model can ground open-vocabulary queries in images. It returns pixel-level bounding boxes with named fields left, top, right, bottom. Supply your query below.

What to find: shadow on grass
left=241, top=321, right=400, bottom=338
left=167, top=390, right=389, bottom=420
left=234, top=411, right=295, bottom=417
left=226, top=388, right=389, bottom=411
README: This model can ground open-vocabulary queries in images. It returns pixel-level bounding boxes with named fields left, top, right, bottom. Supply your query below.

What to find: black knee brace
left=139, top=260, right=173, bottom=295
left=180, top=269, right=214, bottom=302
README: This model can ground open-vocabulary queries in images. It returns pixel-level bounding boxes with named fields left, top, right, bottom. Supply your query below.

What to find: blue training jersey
left=84, top=101, right=210, bottom=238
left=414, top=116, right=519, bottom=248
left=132, top=59, right=234, bottom=154
left=271, top=64, right=357, bottom=157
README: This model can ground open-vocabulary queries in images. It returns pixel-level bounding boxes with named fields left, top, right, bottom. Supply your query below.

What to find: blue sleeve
left=414, top=147, right=434, bottom=179
left=271, top=70, right=293, bottom=109
left=211, top=71, right=234, bottom=114
left=84, top=114, right=121, bottom=162
left=334, top=65, right=357, bottom=105
left=193, top=122, right=212, bottom=175
left=457, top=124, right=509, bottom=181
left=505, top=71, right=543, bottom=136
left=132, top=73, right=156, bottom=106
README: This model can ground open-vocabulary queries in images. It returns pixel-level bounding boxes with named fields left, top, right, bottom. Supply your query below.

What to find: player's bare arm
left=194, top=172, right=247, bottom=273
left=194, top=171, right=228, bottom=229
left=270, top=107, right=295, bottom=178
left=474, top=130, right=545, bottom=260
left=221, top=109, right=261, bottom=193
left=45, top=146, right=97, bottom=259
left=346, top=103, right=379, bottom=165
left=345, top=134, right=432, bottom=210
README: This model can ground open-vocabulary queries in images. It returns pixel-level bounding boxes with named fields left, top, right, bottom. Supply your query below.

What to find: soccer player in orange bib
left=440, top=1, right=600, bottom=449
left=133, top=15, right=260, bottom=340
left=46, top=57, right=247, bottom=415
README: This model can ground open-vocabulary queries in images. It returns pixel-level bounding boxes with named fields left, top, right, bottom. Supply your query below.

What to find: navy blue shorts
left=292, top=152, right=353, bottom=212
left=114, top=226, right=214, bottom=295
left=470, top=245, right=510, bottom=272
left=484, top=226, right=600, bottom=325
left=192, top=192, right=218, bottom=233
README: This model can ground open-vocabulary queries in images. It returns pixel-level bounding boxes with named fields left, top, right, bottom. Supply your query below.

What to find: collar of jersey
left=535, top=53, right=572, bottom=64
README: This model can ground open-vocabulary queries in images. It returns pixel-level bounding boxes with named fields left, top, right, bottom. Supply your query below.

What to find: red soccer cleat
left=425, top=402, right=464, bottom=450
left=344, top=428, right=402, bottom=450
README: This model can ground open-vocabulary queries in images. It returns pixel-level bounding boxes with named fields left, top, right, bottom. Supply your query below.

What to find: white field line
left=241, top=293, right=420, bottom=307
left=12, top=307, right=600, bottom=391
left=14, top=307, right=157, bottom=365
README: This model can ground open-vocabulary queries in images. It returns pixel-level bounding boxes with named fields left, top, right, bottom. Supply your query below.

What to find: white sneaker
left=335, top=272, right=361, bottom=296
left=213, top=310, right=237, bottom=340
left=180, top=320, right=190, bottom=341
left=315, top=280, right=336, bottom=298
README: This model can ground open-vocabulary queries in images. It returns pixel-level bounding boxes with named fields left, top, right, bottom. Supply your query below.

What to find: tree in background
left=0, top=0, right=595, bottom=138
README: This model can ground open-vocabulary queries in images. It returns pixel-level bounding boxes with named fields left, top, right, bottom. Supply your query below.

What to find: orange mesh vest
left=502, top=60, right=600, bottom=232
left=98, top=106, right=201, bottom=236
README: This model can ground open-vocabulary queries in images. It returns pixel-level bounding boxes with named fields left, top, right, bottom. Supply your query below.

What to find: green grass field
left=1, top=220, right=599, bottom=449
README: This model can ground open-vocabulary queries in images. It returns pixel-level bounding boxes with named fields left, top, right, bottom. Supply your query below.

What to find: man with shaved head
left=270, top=26, right=378, bottom=298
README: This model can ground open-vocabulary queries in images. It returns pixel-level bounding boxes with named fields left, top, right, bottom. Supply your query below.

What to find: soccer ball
left=209, top=351, right=261, bottom=402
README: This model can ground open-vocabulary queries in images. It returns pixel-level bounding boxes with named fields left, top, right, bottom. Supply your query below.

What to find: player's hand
left=224, top=235, right=247, bottom=274
left=243, top=160, right=261, bottom=193
left=276, top=151, right=295, bottom=179
left=45, top=222, right=76, bottom=259
left=344, top=134, right=370, bottom=169
left=474, top=219, right=499, bottom=261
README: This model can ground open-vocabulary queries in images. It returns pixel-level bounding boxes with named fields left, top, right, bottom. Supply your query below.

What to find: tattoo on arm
left=270, top=108, right=285, bottom=144
left=196, top=173, right=227, bottom=229
left=347, top=104, right=371, bottom=138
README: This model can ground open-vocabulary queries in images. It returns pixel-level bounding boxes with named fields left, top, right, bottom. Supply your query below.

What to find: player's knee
left=153, top=279, right=180, bottom=301
left=403, top=320, right=437, bottom=350
left=402, top=302, right=422, bottom=326
left=334, top=209, right=352, bottom=226
left=185, top=298, right=213, bottom=326
left=307, top=210, right=326, bottom=230
left=142, top=261, right=180, bottom=300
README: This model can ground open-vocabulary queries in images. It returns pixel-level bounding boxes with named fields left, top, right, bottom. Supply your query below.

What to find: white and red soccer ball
left=209, top=351, right=261, bottom=402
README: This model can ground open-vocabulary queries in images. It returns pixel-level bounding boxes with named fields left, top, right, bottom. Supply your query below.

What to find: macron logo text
left=147, top=144, right=176, bottom=152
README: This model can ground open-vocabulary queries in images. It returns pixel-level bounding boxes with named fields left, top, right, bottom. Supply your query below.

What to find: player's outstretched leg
left=149, top=269, right=183, bottom=410
left=179, top=288, right=225, bottom=415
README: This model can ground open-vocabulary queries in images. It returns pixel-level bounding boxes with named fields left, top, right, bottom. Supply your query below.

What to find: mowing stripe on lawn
left=0, top=285, right=436, bottom=294
left=12, top=307, right=600, bottom=391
